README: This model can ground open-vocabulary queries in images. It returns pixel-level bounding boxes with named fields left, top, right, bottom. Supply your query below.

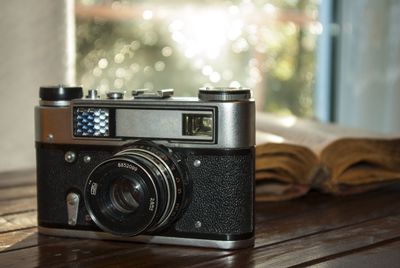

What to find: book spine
left=308, top=164, right=331, bottom=189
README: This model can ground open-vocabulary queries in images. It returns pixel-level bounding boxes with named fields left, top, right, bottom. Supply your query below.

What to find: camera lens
left=84, top=142, right=189, bottom=236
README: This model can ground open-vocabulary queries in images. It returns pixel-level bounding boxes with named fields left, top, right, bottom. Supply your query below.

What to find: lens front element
left=110, top=177, right=142, bottom=214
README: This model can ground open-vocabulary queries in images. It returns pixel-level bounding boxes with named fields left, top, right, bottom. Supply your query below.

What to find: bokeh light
left=76, top=0, right=319, bottom=117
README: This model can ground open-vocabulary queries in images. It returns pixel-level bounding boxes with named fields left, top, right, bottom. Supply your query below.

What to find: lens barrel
left=84, top=143, right=188, bottom=236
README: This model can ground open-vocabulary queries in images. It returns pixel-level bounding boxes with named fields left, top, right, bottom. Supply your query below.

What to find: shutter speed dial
left=198, top=87, right=252, bottom=101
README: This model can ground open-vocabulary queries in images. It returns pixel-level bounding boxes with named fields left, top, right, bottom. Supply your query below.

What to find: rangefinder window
left=73, top=107, right=110, bottom=137
left=182, top=114, right=213, bottom=137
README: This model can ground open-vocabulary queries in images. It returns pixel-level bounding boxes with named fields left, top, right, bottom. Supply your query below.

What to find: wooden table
left=1, top=170, right=400, bottom=267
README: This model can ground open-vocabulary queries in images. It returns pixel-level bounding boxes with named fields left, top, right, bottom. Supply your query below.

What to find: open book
left=256, top=113, right=400, bottom=201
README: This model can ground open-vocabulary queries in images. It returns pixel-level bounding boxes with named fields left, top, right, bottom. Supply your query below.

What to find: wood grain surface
left=1, top=170, right=400, bottom=267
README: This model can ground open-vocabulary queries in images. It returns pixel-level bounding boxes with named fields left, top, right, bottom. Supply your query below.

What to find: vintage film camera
left=35, top=85, right=255, bottom=249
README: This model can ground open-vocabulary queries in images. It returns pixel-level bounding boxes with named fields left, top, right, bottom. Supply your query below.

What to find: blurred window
left=76, top=0, right=319, bottom=117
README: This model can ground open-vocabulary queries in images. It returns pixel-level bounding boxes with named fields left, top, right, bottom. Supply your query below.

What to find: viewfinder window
left=182, top=114, right=213, bottom=137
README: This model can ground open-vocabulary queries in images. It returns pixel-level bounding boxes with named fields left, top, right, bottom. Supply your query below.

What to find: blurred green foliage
left=76, top=0, right=318, bottom=117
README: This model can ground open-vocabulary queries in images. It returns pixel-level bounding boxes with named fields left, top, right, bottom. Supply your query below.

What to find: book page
left=256, top=112, right=391, bottom=154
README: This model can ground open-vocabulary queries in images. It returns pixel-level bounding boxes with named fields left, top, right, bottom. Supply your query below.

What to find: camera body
left=35, top=86, right=255, bottom=249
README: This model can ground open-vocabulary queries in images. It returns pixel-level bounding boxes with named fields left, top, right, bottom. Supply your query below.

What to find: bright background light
left=76, top=0, right=319, bottom=117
